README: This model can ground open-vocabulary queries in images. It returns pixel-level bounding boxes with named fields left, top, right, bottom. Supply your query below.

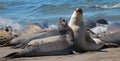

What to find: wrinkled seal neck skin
left=69, top=8, right=104, bottom=52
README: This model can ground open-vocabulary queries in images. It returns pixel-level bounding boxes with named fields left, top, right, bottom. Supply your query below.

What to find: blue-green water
left=0, top=0, right=120, bottom=26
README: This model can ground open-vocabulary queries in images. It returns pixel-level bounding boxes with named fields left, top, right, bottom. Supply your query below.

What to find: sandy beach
left=0, top=47, right=120, bottom=61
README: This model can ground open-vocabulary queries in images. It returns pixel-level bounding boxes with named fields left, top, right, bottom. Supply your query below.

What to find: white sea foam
left=49, top=24, right=58, bottom=29
left=93, top=3, right=120, bottom=9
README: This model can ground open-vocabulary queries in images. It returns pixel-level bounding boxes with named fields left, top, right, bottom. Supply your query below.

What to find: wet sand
left=0, top=47, right=120, bottom=61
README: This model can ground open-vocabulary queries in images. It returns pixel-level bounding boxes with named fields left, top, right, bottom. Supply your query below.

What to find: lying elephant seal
left=84, top=19, right=108, bottom=29
left=0, top=25, right=20, bottom=46
left=27, top=17, right=74, bottom=48
left=9, top=18, right=75, bottom=49
left=8, top=18, right=72, bottom=48
left=106, top=23, right=120, bottom=35
left=20, top=22, right=48, bottom=37
left=87, top=22, right=120, bottom=44
left=85, top=20, right=108, bottom=38
left=1, top=22, right=49, bottom=47
left=0, top=30, right=12, bottom=45
left=7, top=22, right=60, bottom=48
left=10, top=28, right=60, bottom=49
left=68, top=8, right=118, bottom=52
left=99, top=23, right=120, bottom=44
left=4, top=17, right=75, bottom=58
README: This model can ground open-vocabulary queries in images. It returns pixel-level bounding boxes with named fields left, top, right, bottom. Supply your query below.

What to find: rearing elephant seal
left=68, top=8, right=118, bottom=52
left=4, top=17, right=75, bottom=58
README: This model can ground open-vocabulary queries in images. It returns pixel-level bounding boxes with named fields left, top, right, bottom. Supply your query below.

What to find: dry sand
left=0, top=47, right=120, bottom=61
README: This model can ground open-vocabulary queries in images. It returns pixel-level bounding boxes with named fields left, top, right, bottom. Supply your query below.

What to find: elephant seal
left=0, top=25, right=20, bottom=47
left=84, top=19, right=108, bottom=29
left=86, top=19, right=109, bottom=38
left=106, top=23, right=120, bottom=35
left=2, top=22, right=49, bottom=47
left=0, top=30, right=12, bottom=45
left=10, top=28, right=60, bottom=49
left=4, top=17, right=75, bottom=58
left=27, top=17, right=74, bottom=48
left=10, top=18, right=75, bottom=49
left=68, top=8, right=118, bottom=52
left=0, top=25, right=19, bottom=37
left=100, top=31, right=120, bottom=44
left=99, top=23, right=120, bottom=44
left=20, top=22, right=48, bottom=37
left=86, top=22, right=120, bottom=45
left=7, top=22, right=60, bottom=48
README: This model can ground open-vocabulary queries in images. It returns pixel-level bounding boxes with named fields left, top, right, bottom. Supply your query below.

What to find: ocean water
left=0, top=0, right=120, bottom=28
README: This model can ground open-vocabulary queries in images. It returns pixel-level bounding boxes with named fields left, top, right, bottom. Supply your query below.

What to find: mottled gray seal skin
left=10, top=28, right=60, bottom=49
left=2, top=22, right=55, bottom=47
left=99, top=23, right=120, bottom=44
left=106, top=23, right=120, bottom=34
left=87, top=21, right=120, bottom=45
left=100, top=31, right=120, bottom=44
left=4, top=17, right=75, bottom=58
left=86, top=19, right=109, bottom=38
left=12, top=18, right=76, bottom=49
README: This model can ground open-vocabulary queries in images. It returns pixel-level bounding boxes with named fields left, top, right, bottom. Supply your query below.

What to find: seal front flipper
left=103, top=43, right=119, bottom=49
left=4, top=52, right=20, bottom=58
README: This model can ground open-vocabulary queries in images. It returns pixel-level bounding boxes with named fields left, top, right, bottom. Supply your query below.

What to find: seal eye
left=5, top=27, right=9, bottom=32
left=62, top=19, right=65, bottom=22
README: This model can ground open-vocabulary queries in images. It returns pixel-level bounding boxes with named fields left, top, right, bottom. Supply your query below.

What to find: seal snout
left=75, top=8, right=83, bottom=14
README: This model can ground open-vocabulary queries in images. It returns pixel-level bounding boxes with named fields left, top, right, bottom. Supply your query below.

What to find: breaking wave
left=92, top=3, right=120, bottom=9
